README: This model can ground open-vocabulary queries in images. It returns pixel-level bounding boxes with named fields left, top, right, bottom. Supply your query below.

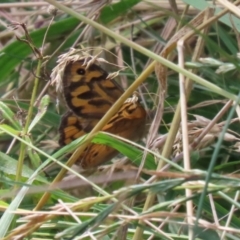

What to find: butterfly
left=58, top=58, right=146, bottom=169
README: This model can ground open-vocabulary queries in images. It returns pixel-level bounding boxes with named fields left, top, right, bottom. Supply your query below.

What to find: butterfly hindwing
left=80, top=101, right=146, bottom=168
left=59, top=111, right=99, bottom=146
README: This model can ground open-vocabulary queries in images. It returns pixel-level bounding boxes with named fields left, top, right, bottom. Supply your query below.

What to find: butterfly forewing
left=62, top=60, right=123, bottom=119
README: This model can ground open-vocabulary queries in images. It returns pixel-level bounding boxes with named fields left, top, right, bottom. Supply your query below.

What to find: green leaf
left=29, top=95, right=50, bottom=132
left=0, top=151, right=46, bottom=182
left=3, top=100, right=60, bottom=126
left=0, top=101, right=21, bottom=130
left=100, top=0, right=141, bottom=24
left=92, top=132, right=156, bottom=169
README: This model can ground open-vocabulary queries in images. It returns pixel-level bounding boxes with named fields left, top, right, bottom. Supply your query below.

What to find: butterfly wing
left=80, top=101, right=147, bottom=168
left=59, top=111, right=99, bottom=146
left=62, top=60, right=123, bottom=119
left=59, top=101, right=146, bottom=169
left=58, top=59, right=146, bottom=169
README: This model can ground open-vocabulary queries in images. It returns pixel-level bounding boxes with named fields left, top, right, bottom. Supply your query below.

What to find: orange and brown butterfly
left=52, top=52, right=146, bottom=169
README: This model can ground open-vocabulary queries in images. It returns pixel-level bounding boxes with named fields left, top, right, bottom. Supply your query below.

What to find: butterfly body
left=59, top=59, right=146, bottom=169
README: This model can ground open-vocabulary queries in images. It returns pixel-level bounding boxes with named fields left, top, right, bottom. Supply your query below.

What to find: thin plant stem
left=15, top=59, right=42, bottom=183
